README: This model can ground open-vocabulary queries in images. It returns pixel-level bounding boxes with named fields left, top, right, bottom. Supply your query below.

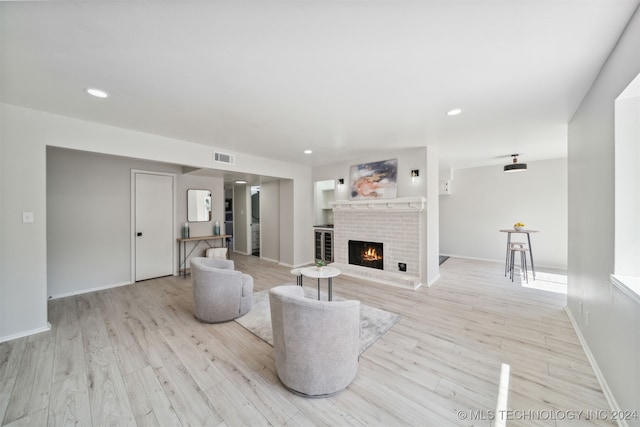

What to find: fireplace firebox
left=348, top=240, right=383, bottom=270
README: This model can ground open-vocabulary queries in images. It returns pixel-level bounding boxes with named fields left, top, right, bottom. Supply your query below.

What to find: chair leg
left=510, top=249, right=515, bottom=281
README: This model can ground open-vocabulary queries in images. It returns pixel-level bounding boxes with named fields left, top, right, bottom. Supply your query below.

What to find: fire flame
left=362, top=247, right=382, bottom=261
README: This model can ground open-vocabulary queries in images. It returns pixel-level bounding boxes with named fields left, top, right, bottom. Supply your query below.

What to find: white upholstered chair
left=269, top=284, right=360, bottom=397
left=190, top=257, right=253, bottom=323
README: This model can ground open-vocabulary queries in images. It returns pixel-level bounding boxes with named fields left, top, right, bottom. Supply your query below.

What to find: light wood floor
left=0, top=255, right=614, bottom=426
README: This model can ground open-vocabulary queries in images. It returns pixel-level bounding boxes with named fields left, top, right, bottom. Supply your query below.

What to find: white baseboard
left=439, top=253, right=567, bottom=271
left=48, top=281, right=132, bottom=300
left=233, top=249, right=251, bottom=256
left=278, top=261, right=294, bottom=268
left=279, top=261, right=315, bottom=269
left=564, top=307, right=626, bottom=427
left=1, top=322, right=52, bottom=344
left=440, top=253, right=503, bottom=264
left=427, top=273, right=441, bottom=287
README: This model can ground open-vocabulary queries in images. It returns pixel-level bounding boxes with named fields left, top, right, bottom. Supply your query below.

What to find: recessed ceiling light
left=304, top=149, right=313, bottom=154
left=447, top=108, right=462, bottom=116
left=85, top=88, right=110, bottom=98
left=235, top=180, right=248, bottom=184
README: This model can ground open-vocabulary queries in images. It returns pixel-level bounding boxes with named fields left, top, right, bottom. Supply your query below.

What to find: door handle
left=137, top=232, right=142, bottom=237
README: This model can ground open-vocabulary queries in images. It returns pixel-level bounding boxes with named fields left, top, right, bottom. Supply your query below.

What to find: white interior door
left=135, top=172, right=174, bottom=281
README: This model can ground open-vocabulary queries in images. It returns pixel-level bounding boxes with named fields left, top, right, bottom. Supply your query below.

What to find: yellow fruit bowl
left=514, top=223, right=525, bottom=231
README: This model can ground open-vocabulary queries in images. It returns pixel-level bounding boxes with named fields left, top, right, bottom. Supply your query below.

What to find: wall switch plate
left=398, top=262, right=407, bottom=272
left=22, top=212, right=34, bottom=223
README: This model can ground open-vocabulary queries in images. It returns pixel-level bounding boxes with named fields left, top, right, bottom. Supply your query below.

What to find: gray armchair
left=269, top=284, right=360, bottom=397
left=190, top=257, right=253, bottom=323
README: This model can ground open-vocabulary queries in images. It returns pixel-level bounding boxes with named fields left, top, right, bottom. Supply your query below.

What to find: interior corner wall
left=278, top=179, right=295, bottom=267
left=232, top=183, right=249, bottom=255
left=1, top=105, right=49, bottom=341
left=567, top=5, right=640, bottom=419
left=425, top=146, right=439, bottom=285
left=292, top=173, right=314, bottom=267
left=260, top=181, right=280, bottom=263
left=439, top=158, right=568, bottom=269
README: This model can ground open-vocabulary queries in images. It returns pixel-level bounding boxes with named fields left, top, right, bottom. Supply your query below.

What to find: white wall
left=233, top=183, right=249, bottom=255
left=0, top=103, right=313, bottom=342
left=46, top=148, right=180, bottom=297
left=313, top=179, right=335, bottom=226
left=260, top=181, right=280, bottom=263
left=47, top=149, right=226, bottom=298
left=179, top=172, right=225, bottom=269
left=440, top=158, right=568, bottom=269
left=180, top=172, right=225, bottom=239
left=312, top=148, right=430, bottom=200
left=278, top=180, right=295, bottom=267
left=568, top=5, right=640, bottom=421
left=1, top=106, right=50, bottom=341
left=425, top=146, right=439, bottom=285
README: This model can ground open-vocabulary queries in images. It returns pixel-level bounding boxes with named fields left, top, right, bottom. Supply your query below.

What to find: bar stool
left=509, top=246, right=529, bottom=283
left=505, top=242, right=527, bottom=276
left=290, top=268, right=303, bottom=286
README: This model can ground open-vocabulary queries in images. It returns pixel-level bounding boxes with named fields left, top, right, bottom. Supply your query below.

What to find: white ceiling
left=2, top=1, right=639, bottom=172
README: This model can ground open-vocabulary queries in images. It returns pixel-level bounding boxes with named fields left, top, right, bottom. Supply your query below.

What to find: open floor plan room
left=0, top=255, right=612, bottom=426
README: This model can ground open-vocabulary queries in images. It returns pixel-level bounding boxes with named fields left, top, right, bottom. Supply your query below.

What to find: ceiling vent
left=213, top=151, right=235, bottom=165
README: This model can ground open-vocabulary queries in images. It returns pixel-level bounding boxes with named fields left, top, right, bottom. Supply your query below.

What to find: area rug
left=235, top=287, right=401, bottom=355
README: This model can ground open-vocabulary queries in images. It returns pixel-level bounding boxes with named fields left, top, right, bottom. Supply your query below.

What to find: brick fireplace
left=331, top=197, right=425, bottom=289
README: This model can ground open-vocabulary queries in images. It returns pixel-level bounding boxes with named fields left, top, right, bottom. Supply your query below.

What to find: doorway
left=132, top=170, right=175, bottom=281
left=314, top=179, right=335, bottom=226
left=251, top=186, right=260, bottom=256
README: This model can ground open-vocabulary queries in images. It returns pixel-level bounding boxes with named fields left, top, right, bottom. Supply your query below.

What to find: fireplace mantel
left=331, top=197, right=425, bottom=213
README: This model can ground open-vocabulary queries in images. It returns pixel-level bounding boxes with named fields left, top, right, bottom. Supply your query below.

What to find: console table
left=177, top=235, right=230, bottom=278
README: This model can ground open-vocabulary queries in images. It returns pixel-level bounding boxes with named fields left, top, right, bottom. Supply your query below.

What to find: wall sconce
left=411, top=169, right=420, bottom=178
left=337, top=178, right=344, bottom=185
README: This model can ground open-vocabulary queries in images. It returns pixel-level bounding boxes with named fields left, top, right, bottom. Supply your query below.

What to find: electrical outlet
left=398, top=263, right=407, bottom=272
left=22, top=212, right=34, bottom=223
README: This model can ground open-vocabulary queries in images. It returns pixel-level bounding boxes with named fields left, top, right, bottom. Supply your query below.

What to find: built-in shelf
left=332, top=197, right=425, bottom=213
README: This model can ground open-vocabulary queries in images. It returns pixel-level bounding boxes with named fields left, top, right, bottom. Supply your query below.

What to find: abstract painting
left=349, top=159, right=398, bottom=200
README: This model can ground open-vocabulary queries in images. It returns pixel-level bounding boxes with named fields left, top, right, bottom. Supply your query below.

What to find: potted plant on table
left=315, top=259, right=326, bottom=271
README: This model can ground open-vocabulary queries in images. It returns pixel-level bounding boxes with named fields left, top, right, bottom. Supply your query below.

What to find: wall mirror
left=187, top=189, right=212, bottom=222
